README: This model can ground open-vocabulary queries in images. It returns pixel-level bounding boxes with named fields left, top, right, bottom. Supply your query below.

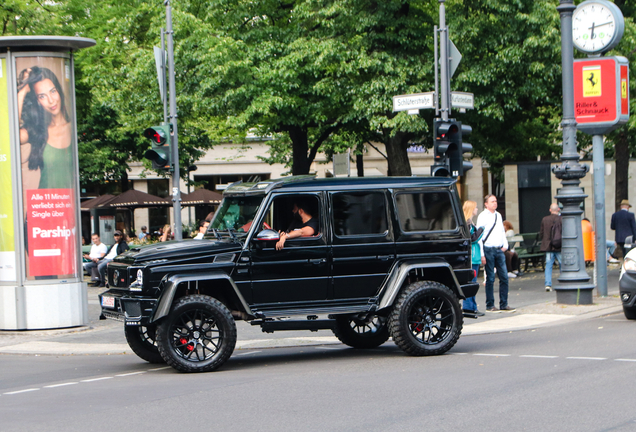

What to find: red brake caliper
left=180, top=337, right=194, bottom=351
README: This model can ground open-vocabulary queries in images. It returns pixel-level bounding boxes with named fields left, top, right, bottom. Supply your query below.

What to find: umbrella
left=106, top=189, right=170, bottom=209
left=80, top=194, right=116, bottom=211
left=180, top=188, right=223, bottom=206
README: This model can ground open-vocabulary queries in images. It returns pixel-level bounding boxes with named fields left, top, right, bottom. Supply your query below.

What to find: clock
left=572, top=0, right=624, bottom=55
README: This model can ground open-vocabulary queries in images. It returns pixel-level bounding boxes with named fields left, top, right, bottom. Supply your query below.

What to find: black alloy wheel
left=156, top=295, right=237, bottom=373
left=332, top=314, right=390, bottom=349
left=389, top=281, right=463, bottom=356
left=124, top=323, right=164, bottom=364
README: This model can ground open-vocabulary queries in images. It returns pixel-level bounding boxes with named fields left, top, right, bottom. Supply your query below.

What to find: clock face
left=573, top=2, right=618, bottom=53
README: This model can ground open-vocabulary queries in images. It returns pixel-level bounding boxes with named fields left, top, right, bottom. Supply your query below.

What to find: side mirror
left=254, top=229, right=280, bottom=242
left=625, top=236, right=633, bottom=254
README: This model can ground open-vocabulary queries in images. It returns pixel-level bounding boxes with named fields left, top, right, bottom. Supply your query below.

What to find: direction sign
left=393, top=92, right=435, bottom=112
left=449, top=40, right=462, bottom=78
left=451, top=91, right=474, bottom=110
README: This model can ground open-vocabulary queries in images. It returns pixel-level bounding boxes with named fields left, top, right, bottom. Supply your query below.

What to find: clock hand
left=590, top=21, right=596, bottom=40
left=590, top=21, right=613, bottom=28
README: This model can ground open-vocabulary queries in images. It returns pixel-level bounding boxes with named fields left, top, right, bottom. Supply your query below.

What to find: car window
left=267, top=194, right=321, bottom=237
left=395, top=191, right=457, bottom=232
left=332, top=191, right=388, bottom=237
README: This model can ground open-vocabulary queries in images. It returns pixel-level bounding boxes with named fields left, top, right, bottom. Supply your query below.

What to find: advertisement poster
left=574, top=58, right=617, bottom=125
left=17, top=56, right=78, bottom=279
left=0, top=57, right=16, bottom=281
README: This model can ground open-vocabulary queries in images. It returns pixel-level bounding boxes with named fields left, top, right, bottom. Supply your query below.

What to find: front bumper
left=98, top=290, right=159, bottom=326
left=619, top=271, right=636, bottom=308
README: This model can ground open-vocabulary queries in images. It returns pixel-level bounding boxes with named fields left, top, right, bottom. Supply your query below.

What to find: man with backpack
left=539, top=203, right=562, bottom=292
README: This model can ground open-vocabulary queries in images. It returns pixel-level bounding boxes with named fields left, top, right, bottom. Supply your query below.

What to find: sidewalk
left=0, top=265, right=625, bottom=356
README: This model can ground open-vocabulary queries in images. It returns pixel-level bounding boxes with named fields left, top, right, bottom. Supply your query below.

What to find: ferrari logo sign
left=582, top=66, right=602, bottom=97
left=574, top=56, right=629, bottom=135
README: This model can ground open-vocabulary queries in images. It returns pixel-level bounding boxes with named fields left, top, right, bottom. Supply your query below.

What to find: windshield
left=209, top=196, right=264, bottom=236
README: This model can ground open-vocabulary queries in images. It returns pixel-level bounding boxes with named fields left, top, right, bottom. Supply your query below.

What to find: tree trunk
left=384, top=131, right=412, bottom=176
left=121, top=170, right=130, bottom=192
left=289, top=126, right=311, bottom=175
left=615, top=130, right=629, bottom=212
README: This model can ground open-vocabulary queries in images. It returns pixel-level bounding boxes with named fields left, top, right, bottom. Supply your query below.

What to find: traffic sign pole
left=165, top=0, right=182, bottom=240
left=438, top=0, right=450, bottom=121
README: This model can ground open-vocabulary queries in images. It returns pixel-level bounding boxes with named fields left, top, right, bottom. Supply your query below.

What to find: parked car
left=99, top=175, right=479, bottom=372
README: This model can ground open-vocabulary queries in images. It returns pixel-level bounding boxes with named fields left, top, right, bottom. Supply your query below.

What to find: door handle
left=377, top=255, right=394, bottom=261
left=236, top=268, right=249, bottom=274
left=309, top=259, right=326, bottom=265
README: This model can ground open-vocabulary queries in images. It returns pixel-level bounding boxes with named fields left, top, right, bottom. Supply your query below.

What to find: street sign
left=451, top=92, right=474, bottom=110
left=573, top=56, right=629, bottom=135
left=393, top=92, right=435, bottom=112
left=449, top=40, right=462, bottom=78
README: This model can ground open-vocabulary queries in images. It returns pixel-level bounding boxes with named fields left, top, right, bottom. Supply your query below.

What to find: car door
left=330, top=190, right=395, bottom=299
left=249, top=192, right=330, bottom=305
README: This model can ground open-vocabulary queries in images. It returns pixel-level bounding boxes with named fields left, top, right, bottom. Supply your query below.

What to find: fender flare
left=152, top=271, right=253, bottom=322
left=377, top=260, right=465, bottom=310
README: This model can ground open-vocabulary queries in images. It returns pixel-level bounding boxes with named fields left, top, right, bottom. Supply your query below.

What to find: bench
left=515, top=232, right=545, bottom=272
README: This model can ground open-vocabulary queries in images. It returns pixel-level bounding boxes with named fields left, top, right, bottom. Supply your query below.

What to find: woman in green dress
left=17, top=66, right=73, bottom=189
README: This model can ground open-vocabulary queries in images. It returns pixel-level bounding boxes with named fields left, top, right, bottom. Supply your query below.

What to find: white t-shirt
left=89, top=242, right=108, bottom=259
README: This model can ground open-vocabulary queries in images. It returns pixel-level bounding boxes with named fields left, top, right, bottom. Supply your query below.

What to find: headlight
left=129, top=269, right=144, bottom=292
left=623, top=257, right=636, bottom=272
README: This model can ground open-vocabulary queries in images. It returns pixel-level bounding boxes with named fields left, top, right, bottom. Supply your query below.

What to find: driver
left=276, top=199, right=318, bottom=250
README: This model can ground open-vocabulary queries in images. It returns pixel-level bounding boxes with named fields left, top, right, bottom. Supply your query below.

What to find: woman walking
left=463, top=200, right=485, bottom=316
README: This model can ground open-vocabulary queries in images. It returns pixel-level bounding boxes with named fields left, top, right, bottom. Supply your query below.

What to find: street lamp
left=553, top=0, right=595, bottom=304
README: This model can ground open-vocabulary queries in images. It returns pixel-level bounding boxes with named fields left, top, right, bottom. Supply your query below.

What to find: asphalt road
left=1, top=311, right=635, bottom=432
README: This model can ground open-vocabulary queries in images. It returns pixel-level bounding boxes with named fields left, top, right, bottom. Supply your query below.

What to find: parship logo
left=32, top=226, right=75, bottom=238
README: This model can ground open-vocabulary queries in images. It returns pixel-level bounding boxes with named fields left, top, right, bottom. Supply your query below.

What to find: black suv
left=99, top=176, right=479, bottom=372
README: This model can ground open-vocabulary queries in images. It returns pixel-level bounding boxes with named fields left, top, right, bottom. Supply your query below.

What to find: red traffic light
left=143, top=127, right=168, bottom=145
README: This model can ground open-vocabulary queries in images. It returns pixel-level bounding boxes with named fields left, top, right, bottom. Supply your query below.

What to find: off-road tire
left=156, top=295, right=237, bottom=373
left=389, top=281, right=463, bottom=356
left=332, top=315, right=390, bottom=349
left=124, top=323, right=164, bottom=364
left=624, top=306, right=636, bottom=320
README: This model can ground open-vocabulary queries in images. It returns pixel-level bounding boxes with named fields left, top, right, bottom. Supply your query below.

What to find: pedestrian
left=138, top=226, right=148, bottom=241
left=503, top=220, right=522, bottom=278
left=83, top=233, right=108, bottom=286
left=95, top=230, right=129, bottom=287
left=476, top=194, right=515, bottom=313
left=462, top=200, right=485, bottom=316
left=193, top=220, right=210, bottom=239
left=611, top=199, right=636, bottom=259
left=539, top=203, right=562, bottom=292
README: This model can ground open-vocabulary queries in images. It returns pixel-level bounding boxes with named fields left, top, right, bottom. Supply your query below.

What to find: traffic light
left=430, top=119, right=473, bottom=178
left=143, top=124, right=172, bottom=171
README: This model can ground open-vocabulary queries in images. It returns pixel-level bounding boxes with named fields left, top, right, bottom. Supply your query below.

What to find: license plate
left=101, top=296, right=115, bottom=308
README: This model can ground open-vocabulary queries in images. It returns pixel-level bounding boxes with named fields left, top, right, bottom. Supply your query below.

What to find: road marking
left=147, top=366, right=171, bottom=372
left=519, top=355, right=559, bottom=359
left=3, top=388, right=39, bottom=395
left=615, top=359, right=636, bottom=362
left=81, top=377, right=113, bottom=382
left=450, top=352, right=468, bottom=355
left=474, top=353, right=511, bottom=357
left=44, top=382, right=78, bottom=388
left=315, top=346, right=341, bottom=350
left=115, top=372, right=146, bottom=377
left=566, top=357, right=607, bottom=361
left=235, top=351, right=262, bottom=356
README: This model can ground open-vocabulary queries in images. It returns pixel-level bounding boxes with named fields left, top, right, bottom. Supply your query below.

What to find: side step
left=251, top=318, right=336, bottom=333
